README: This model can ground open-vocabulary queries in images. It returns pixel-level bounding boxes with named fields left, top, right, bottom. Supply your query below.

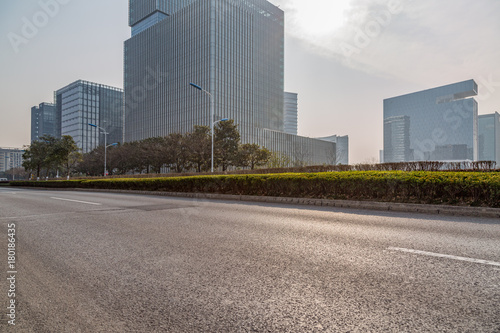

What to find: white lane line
left=388, top=247, right=500, bottom=267
left=50, top=197, right=102, bottom=206
left=0, top=212, right=84, bottom=220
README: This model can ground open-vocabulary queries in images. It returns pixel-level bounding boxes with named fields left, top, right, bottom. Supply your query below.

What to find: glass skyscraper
left=125, top=0, right=337, bottom=166
left=478, top=112, right=500, bottom=165
left=31, top=102, right=59, bottom=142
left=55, top=80, right=124, bottom=153
left=384, top=80, right=478, bottom=163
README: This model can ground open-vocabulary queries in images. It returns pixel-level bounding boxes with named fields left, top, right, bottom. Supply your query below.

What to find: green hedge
left=11, top=171, right=500, bottom=207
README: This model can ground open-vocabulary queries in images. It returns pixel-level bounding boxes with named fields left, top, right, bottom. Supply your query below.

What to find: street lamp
left=88, top=123, right=117, bottom=177
left=105, top=143, right=118, bottom=176
left=189, top=83, right=228, bottom=172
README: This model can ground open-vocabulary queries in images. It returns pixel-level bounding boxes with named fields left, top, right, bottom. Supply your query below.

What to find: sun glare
left=292, top=0, right=352, bottom=36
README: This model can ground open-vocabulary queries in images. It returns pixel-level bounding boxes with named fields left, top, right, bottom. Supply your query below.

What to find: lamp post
left=88, top=123, right=117, bottom=177
left=189, top=82, right=221, bottom=172
left=105, top=142, right=118, bottom=176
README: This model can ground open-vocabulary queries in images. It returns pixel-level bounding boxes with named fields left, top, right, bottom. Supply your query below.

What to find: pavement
left=23, top=186, right=500, bottom=218
left=0, top=187, right=499, bottom=332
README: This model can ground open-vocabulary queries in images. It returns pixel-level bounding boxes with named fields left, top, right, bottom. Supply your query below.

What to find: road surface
left=1, top=187, right=499, bottom=332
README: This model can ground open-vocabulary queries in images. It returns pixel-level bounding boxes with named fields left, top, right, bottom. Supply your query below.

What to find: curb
left=32, top=187, right=500, bottom=219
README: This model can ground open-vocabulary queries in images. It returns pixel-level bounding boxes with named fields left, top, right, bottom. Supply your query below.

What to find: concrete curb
left=28, top=187, right=500, bottom=219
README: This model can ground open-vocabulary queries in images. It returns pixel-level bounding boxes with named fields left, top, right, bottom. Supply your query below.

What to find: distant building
left=284, top=92, right=298, bottom=135
left=0, top=148, right=24, bottom=173
left=31, top=102, right=59, bottom=142
left=478, top=112, right=500, bottom=166
left=317, top=135, right=349, bottom=165
left=384, top=115, right=411, bottom=163
left=55, top=80, right=124, bottom=153
left=384, top=79, right=478, bottom=163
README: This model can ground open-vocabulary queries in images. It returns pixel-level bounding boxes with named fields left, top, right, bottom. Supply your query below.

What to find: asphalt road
left=0, top=187, right=499, bottom=332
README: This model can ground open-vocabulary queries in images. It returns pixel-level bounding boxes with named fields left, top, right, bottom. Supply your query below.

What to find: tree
left=4, top=167, right=27, bottom=181
left=237, top=143, right=271, bottom=170
left=293, top=145, right=311, bottom=167
left=186, top=126, right=211, bottom=172
left=266, top=151, right=292, bottom=169
left=165, top=133, right=189, bottom=173
left=141, top=137, right=167, bottom=174
left=76, top=147, right=104, bottom=176
left=125, top=141, right=149, bottom=174
left=22, top=135, right=54, bottom=179
left=109, top=142, right=141, bottom=175
left=214, top=120, right=240, bottom=171
left=53, top=135, right=81, bottom=179
left=41, top=135, right=62, bottom=177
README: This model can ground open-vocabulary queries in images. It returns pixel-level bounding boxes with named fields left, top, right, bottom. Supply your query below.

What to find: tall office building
left=284, top=92, right=298, bottom=135
left=55, top=80, right=124, bottom=153
left=384, top=80, right=478, bottom=163
left=31, top=102, right=59, bottom=142
left=478, top=112, right=500, bottom=165
left=125, top=0, right=337, bottom=166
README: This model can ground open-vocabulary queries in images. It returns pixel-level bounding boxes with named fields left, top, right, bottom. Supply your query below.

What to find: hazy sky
left=1, top=0, right=499, bottom=163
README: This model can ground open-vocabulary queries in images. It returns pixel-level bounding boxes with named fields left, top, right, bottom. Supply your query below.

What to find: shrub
left=10, top=171, right=500, bottom=207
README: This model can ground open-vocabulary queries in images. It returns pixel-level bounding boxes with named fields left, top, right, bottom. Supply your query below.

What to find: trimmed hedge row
left=11, top=171, right=500, bottom=207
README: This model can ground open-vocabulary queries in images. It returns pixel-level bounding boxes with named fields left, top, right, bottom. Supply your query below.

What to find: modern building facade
left=55, top=80, right=124, bottom=153
left=0, top=148, right=24, bottom=173
left=125, top=0, right=285, bottom=142
left=383, top=115, right=411, bottom=163
left=284, top=92, right=298, bottom=135
left=260, top=129, right=336, bottom=166
left=478, top=112, right=500, bottom=165
left=384, top=80, right=478, bottom=163
left=124, top=0, right=337, bottom=166
left=317, top=135, right=349, bottom=165
left=31, top=102, right=59, bottom=142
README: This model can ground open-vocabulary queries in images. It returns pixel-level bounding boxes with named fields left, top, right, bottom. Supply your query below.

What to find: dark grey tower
left=124, top=0, right=337, bottom=166
left=31, top=102, right=59, bottom=142
left=125, top=0, right=284, bottom=144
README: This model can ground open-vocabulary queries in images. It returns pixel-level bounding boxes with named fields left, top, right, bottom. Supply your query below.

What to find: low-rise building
left=0, top=148, right=24, bottom=173
left=316, top=135, right=349, bottom=165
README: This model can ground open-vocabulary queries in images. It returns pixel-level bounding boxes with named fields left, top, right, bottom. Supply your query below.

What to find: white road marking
left=0, top=212, right=85, bottom=220
left=388, top=247, right=500, bottom=267
left=50, top=197, right=102, bottom=206
left=0, top=189, right=20, bottom=194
